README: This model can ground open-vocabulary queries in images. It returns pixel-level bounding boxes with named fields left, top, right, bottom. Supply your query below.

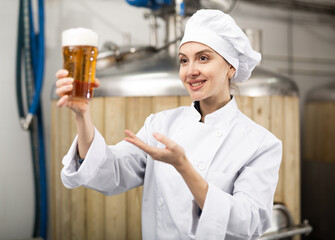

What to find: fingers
left=94, top=78, right=100, bottom=88
left=55, top=79, right=73, bottom=97
left=56, top=95, right=69, bottom=107
left=56, top=69, right=99, bottom=87
left=55, top=76, right=73, bottom=88
left=55, top=69, right=73, bottom=98
left=124, top=130, right=152, bottom=152
left=125, top=130, right=187, bottom=169
left=153, top=132, right=176, bottom=149
left=55, top=69, right=69, bottom=79
left=125, top=130, right=176, bottom=153
left=124, top=130, right=161, bottom=158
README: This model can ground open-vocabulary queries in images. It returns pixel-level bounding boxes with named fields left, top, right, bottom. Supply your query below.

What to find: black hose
left=16, top=0, right=25, bottom=120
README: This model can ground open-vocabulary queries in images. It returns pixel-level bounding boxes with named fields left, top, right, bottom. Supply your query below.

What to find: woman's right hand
left=55, top=69, right=100, bottom=116
left=56, top=69, right=97, bottom=158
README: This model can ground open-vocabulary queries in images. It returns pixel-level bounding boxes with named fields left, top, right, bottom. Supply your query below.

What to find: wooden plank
left=320, top=102, right=335, bottom=162
left=51, top=100, right=58, bottom=240
left=70, top=110, right=86, bottom=240
left=178, top=96, right=192, bottom=106
left=126, top=97, right=152, bottom=133
left=283, top=97, right=300, bottom=225
left=315, top=102, right=325, bottom=163
left=235, top=96, right=253, bottom=119
left=59, top=106, right=73, bottom=240
left=152, top=96, right=179, bottom=113
left=86, top=97, right=105, bottom=240
left=70, top=186, right=86, bottom=240
left=125, top=97, right=152, bottom=240
left=269, top=96, right=285, bottom=203
left=104, top=97, right=127, bottom=240
left=252, top=96, right=271, bottom=129
left=303, top=103, right=316, bottom=161
left=327, top=102, right=335, bottom=162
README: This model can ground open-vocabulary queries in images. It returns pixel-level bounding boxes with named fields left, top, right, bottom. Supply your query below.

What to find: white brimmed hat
left=180, top=9, right=261, bottom=82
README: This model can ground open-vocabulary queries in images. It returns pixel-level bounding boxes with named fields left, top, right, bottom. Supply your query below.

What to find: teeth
left=191, top=82, right=203, bottom=87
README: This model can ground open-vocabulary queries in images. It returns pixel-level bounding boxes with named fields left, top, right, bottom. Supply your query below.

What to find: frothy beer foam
left=62, top=28, right=98, bottom=47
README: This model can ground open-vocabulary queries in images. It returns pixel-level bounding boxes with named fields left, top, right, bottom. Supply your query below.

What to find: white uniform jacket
left=61, top=97, right=282, bottom=240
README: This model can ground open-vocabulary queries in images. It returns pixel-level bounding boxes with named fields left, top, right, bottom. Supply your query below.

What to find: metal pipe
left=148, top=14, right=158, bottom=48
left=259, top=224, right=313, bottom=240
left=242, top=0, right=335, bottom=16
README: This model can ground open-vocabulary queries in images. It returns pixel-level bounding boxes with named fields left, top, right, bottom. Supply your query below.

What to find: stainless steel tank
left=302, top=81, right=335, bottom=240
left=95, top=49, right=186, bottom=97
left=93, top=50, right=299, bottom=98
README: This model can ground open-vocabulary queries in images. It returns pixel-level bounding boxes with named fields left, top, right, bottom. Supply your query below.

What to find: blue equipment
left=126, top=0, right=172, bottom=10
left=16, top=0, right=47, bottom=239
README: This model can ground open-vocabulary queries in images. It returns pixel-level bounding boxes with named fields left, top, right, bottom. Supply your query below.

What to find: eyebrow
left=178, top=49, right=215, bottom=57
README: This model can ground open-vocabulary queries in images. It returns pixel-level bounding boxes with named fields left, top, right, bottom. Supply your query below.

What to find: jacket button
left=158, top=197, right=164, bottom=206
left=216, top=129, right=223, bottom=137
left=198, top=163, right=206, bottom=170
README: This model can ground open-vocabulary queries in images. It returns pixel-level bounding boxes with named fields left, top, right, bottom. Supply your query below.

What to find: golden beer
left=62, top=28, right=98, bottom=99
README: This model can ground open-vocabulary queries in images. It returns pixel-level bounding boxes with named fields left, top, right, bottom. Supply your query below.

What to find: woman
left=57, top=9, right=282, bottom=240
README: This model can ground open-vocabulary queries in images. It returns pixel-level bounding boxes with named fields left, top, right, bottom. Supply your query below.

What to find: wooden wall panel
left=152, top=96, right=179, bottom=113
left=326, top=102, right=335, bottom=162
left=59, top=107, right=72, bottom=240
left=252, top=96, right=271, bottom=129
left=283, top=97, right=300, bottom=224
left=51, top=101, right=58, bottom=240
left=270, top=96, right=285, bottom=203
left=104, top=97, right=127, bottom=240
left=179, top=96, right=192, bottom=107
left=125, top=97, right=152, bottom=240
left=303, top=103, right=316, bottom=161
left=70, top=110, right=86, bottom=240
left=317, top=102, right=334, bottom=162
left=235, top=96, right=253, bottom=119
left=314, top=103, right=324, bottom=163
left=311, top=102, right=335, bottom=163
left=86, top=98, right=105, bottom=240
left=52, top=94, right=301, bottom=239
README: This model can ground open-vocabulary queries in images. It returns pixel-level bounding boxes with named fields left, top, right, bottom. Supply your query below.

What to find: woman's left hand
left=124, top=130, right=188, bottom=171
left=125, top=130, right=208, bottom=209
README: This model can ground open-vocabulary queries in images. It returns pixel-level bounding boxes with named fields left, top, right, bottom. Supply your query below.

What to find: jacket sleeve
left=195, top=137, right=282, bottom=240
left=61, top=115, right=153, bottom=196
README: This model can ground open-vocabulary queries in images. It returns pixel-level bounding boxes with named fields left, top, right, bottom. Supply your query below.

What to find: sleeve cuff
left=61, top=127, right=106, bottom=188
left=196, top=182, right=231, bottom=239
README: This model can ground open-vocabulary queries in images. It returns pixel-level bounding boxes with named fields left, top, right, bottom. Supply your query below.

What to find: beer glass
left=62, top=28, right=98, bottom=100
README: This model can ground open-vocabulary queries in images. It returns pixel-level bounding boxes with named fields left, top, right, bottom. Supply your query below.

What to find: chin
left=189, top=94, right=205, bottom=102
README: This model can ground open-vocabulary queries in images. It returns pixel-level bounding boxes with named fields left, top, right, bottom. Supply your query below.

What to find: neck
left=199, top=95, right=231, bottom=122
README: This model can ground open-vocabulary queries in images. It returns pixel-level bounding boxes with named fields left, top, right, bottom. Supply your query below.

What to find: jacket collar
left=188, top=96, right=239, bottom=127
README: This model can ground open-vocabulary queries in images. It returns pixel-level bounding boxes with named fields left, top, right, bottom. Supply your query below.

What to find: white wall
left=0, top=0, right=334, bottom=239
left=0, top=0, right=35, bottom=238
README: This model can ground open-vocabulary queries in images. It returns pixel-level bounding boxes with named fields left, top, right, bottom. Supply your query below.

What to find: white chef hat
left=179, top=9, right=261, bottom=83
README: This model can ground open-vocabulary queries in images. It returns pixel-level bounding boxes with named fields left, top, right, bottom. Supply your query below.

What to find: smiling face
left=179, top=42, right=235, bottom=106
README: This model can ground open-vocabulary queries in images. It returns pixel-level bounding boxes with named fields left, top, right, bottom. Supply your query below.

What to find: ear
left=228, top=65, right=236, bottom=80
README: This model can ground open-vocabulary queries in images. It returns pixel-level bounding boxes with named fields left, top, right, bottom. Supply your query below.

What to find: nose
left=185, top=62, right=200, bottom=78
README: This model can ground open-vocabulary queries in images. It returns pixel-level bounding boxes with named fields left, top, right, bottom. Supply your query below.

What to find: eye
left=179, top=57, right=188, bottom=64
left=199, top=55, right=209, bottom=62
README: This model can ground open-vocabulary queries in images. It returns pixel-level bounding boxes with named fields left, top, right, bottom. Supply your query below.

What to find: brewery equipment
left=51, top=0, right=311, bottom=239
left=259, top=204, right=312, bottom=240
left=302, top=81, right=335, bottom=240
left=16, top=0, right=47, bottom=238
